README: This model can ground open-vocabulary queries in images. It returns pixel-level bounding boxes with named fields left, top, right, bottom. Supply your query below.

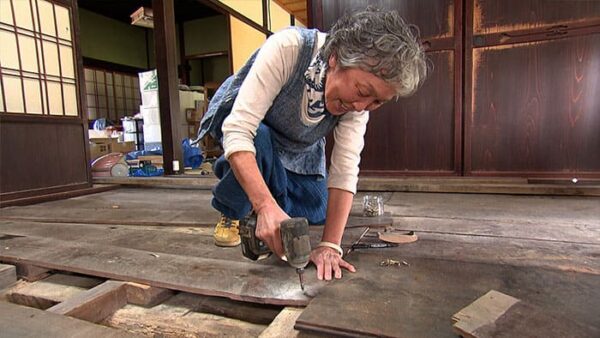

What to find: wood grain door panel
left=474, top=0, right=600, bottom=34
left=467, top=35, right=600, bottom=175
left=361, top=51, right=455, bottom=174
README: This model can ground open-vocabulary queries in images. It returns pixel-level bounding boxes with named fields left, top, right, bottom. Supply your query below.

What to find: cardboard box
left=111, top=141, right=136, bottom=154
left=89, top=142, right=110, bottom=162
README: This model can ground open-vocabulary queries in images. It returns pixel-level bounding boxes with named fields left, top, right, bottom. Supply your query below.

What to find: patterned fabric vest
left=197, top=27, right=340, bottom=178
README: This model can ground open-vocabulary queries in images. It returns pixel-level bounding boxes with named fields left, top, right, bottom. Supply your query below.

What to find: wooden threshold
left=92, top=176, right=600, bottom=196
left=0, top=184, right=119, bottom=208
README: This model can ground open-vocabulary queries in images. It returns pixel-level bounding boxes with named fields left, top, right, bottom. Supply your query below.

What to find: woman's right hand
left=255, top=202, right=289, bottom=259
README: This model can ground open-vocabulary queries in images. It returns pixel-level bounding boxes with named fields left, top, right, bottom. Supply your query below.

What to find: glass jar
left=363, top=194, right=384, bottom=217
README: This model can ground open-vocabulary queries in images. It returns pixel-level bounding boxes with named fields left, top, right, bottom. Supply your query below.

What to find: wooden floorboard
left=1, top=221, right=597, bottom=274
left=0, top=301, right=141, bottom=338
left=0, top=221, right=370, bottom=261
left=362, top=192, right=600, bottom=227
left=295, top=254, right=600, bottom=337
left=0, top=188, right=220, bottom=227
left=2, top=188, right=599, bottom=336
left=0, top=234, right=321, bottom=306
left=388, top=216, right=600, bottom=245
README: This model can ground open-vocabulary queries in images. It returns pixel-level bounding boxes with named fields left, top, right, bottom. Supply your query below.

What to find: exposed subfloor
left=0, top=187, right=598, bottom=337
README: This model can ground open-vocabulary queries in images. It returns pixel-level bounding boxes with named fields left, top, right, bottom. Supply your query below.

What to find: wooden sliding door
left=313, top=0, right=462, bottom=176
left=313, top=0, right=600, bottom=177
left=464, top=0, right=600, bottom=177
left=0, top=0, right=90, bottom=203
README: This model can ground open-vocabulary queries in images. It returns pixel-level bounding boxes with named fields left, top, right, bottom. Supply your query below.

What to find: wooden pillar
left=152, top=0, right=182, bottom=174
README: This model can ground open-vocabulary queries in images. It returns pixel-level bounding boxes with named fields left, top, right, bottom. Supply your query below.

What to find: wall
left=269, top=0, right=292, bottom=32
left=184, top=15, right=230, bottom=85
left=220, top=0, right=263, bottom=26
left=79, top=9, right=149, bottom=69
left=184, top=16, right=229, bottom=55
left=229, top=15, right=266, bottom=72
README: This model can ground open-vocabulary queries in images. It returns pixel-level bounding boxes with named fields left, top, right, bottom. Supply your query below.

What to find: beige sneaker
left=214, top=214, right=241, bottom=247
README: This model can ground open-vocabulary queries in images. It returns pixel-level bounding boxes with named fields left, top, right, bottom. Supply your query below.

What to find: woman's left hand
left=310, top=246, right=356, bottom=280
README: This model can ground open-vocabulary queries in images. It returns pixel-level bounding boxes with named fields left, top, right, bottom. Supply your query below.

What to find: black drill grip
left=239, top=213, right=271, bottom=260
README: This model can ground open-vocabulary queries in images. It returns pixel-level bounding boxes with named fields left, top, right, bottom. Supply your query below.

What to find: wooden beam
left=124, top=282, right=174, bottom=307
left=259, top=307, right=303, bottom=338
left=105, top=293, right=267, bottom=337
left=152, top=0, right=183, bottom=175
left=47, top=280, right=128, bottom=323
left=0, top=301, right=140, bottom=338
left=7, top=273, right=104, bottom=310
left=0, top=263, right=16, bottom=289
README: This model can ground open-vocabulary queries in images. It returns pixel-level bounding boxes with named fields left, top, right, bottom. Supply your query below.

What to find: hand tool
left=240, top=214, right=311, bottom=291
left=345, top=227, right=370, bottom=256
left=352, top=242, right=399, bottom=249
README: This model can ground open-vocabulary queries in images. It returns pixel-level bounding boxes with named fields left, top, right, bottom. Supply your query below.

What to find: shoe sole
left=214, top=239, right=241, bottom=247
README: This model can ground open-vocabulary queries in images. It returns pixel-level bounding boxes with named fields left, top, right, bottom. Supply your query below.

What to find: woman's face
left=325, top=56, right=397, bottom=115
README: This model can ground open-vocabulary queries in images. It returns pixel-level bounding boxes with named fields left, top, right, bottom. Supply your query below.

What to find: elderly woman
left=198, top=8, right=427, bottom=280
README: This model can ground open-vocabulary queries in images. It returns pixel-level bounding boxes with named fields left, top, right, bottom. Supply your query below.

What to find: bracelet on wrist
left=317, top=241, right=343, bottom=257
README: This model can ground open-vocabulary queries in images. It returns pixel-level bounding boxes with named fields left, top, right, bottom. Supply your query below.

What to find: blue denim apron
left=198, top=27, right=340, bottom=179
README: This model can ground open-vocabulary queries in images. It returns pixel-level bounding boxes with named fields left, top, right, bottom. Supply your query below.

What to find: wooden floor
left=1, top=187, right=599, bottom=337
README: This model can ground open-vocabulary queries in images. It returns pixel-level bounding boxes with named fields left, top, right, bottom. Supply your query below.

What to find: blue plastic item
left=182, top=138, right=203, bottom=169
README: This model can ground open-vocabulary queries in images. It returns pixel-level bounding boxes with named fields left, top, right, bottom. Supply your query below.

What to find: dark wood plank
left=0, top=234, right=321, bottom=306
left=0, top=301, right=141, bottom=338
left=296, top=254, right=600, bottom=337
left=453, top=290, right=600, bottom=338
left=0, top=263, right=16, bottom=290
left=1, top=220, right=597, bottom=274
left=0, top=221, right=368, bottom=261
left=47, top=280, right=128, bottom=323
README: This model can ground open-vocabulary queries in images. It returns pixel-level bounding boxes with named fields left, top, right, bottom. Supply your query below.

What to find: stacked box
left=139, top=70, right=161, bottom=151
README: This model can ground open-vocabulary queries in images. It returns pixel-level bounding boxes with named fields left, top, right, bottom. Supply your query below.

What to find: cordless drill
left=239, top=214, right=311, bottom=291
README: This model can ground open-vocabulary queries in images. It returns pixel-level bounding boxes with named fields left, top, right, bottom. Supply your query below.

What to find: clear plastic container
left=363, top=194, right=384, bottom=217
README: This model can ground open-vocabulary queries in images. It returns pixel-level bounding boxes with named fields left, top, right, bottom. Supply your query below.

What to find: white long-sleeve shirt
left=221, top=29, right=369, bottom=194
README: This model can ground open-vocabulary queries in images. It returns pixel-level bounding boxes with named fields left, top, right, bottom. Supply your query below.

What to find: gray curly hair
left=321, top=8, right=428, bottom=97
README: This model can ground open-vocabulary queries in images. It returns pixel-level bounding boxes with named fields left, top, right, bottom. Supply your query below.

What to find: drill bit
left=297, top=268, right=305, bottom=291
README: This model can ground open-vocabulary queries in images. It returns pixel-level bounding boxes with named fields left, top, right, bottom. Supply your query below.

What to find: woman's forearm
left=321, top=188, right=353, bottom=245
